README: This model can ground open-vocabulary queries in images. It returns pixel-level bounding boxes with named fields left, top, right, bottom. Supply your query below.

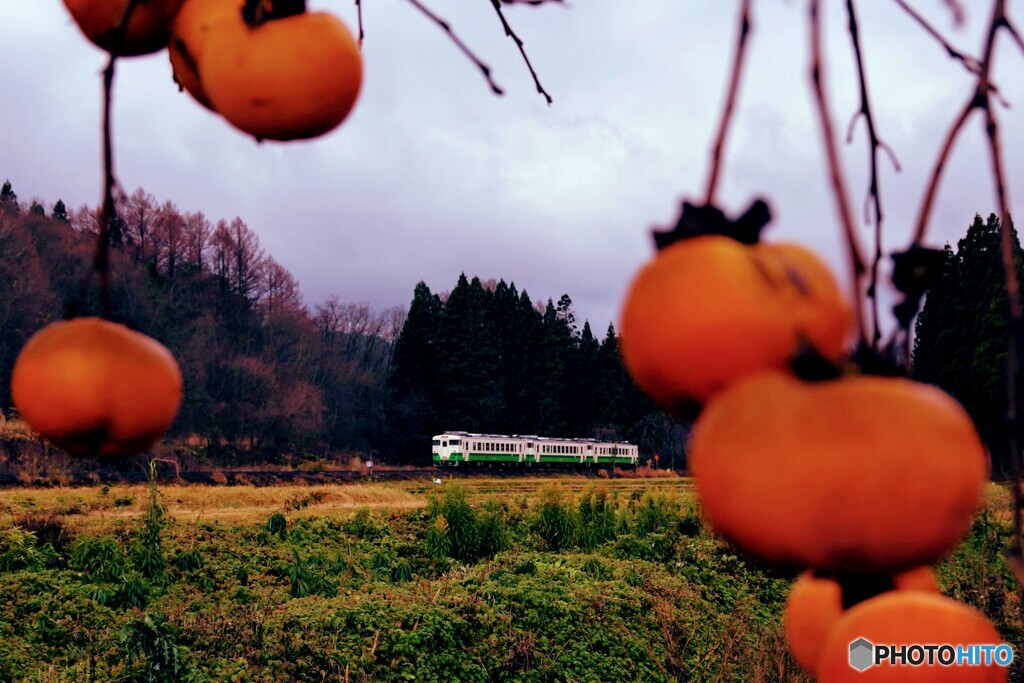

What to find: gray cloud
left=2, top=1, right=1022, bottom=335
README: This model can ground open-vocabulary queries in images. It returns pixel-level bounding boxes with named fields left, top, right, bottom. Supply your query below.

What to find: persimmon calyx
left=652, top=197, right=771, bottom=250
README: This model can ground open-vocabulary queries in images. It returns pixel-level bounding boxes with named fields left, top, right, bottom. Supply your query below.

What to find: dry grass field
left=0, top=474, right=696, bottom=532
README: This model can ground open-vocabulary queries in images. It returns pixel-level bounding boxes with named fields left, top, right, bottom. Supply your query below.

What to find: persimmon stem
left=96, top=0, right=143, bottom=320
left=808, top=0, right=868, bottom=348
left=703, top=0, right=753, bottom=207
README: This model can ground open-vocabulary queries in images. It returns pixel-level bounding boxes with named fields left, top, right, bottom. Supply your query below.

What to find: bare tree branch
left=808, top=0, right=868, bottom=347
left=489, top=0, right=553, bottom=104
left=405, top=0, right=504, bottom=96
left=845, top=0, right=900, bottom=350
left=704, top=0, right=753, bottom=206
left=909, top=97, right=976, bottom=245
left=892, top=0, right=982, bottom=74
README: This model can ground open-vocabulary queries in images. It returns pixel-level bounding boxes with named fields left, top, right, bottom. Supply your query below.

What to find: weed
left=120, top=613, right=189, bottom=682
left=265, top=512, right=287, bottom=539
left=71, top=536, right=125, bottom=582
left=533, top=484, right=578, bottom=551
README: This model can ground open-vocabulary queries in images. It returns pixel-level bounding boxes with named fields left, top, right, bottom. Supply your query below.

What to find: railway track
left=0, top=465, right=633, bottom=487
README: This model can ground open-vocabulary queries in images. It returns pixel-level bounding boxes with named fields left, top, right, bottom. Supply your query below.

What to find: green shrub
left=174, top=550, right=204, bottom=572
left=437, top=485, right=478, bottom=561
left=426, top=516, right=451, bottom=560
left=0, top=526, right=45, bottom=572
left=13, top=513, right=72, bottom=555
left=288, top=550, right=338, bottom=599
left=71, top=536, right=125, bottom=582
left=117, top=571, right=149, bottom=609
left=344, top=507, right=384, bottom=540
left=476, top=508, right=510, bottom=558
left=120, top=613, right=189, bottom=682
left=578, top=486, right=617, bottom=549
left=533, top=484, right=578, bottom=551
left=391, top=559, right=413, bottom=583
left=130, top=539, right=166, bottom=579
left=265, top=512, right=287, bottom=539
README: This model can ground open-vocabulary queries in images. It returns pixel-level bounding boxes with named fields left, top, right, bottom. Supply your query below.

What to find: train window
left=450, top=439, right=460, bottom=445
left=432, top=440, right=440, bottom=446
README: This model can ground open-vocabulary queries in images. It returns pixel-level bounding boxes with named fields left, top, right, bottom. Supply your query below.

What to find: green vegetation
left=0, top=480, right=1016, bottom=681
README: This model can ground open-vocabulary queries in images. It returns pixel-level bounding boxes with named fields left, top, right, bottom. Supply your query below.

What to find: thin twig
left=95, top=0, right=143, bottom=319
left=808, top=0, right=868, bottom=347
left=500, top=0, right=566, bottom=5
left=844, top=0, right=900, bottom=351
left=909, top=97, right=976, bottom=245
left=891, top=0, right=1010, bottom=109
left=703, top=0, right=753, bottom=206
left=488, top=0, right=553, bottom=104
left=1004, top=17, right=1024, bottom=56
left=355, top=0, right=364, bottom=47
left=892, top=0, right=981, bottom=74
left=405, top=0, right=504, bottom=96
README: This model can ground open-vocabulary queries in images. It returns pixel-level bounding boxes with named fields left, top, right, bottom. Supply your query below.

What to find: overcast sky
left=2, top=2, right=1022, bottom=333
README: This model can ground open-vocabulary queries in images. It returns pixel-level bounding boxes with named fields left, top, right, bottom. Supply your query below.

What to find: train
left=431, top=431, right=639, bottom=468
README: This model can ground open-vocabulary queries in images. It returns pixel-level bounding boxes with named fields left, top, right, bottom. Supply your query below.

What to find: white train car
left=432, top=431, right=639, bottom=468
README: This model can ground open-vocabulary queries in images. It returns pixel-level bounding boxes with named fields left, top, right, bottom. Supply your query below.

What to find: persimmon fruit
left=11, top=318, right=182, bottom=457
left=785, top=567, right=938, bottom=674
left=619, top=235, right=850, bottom=411
left=64, top=0, right=185, bottom=56
left=689, top=371, right=986, bottom=573
left=199, top=10, right=363, bottom=141
left=816, top=592, right=1007, bottom=682
left=169, top=0, right=244, bottom=109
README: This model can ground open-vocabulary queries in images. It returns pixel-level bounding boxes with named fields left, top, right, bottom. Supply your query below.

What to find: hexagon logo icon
left=849, top=638, right=875, bottom=672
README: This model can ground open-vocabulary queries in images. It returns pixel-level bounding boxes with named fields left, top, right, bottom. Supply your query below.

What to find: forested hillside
left=386, top=276, right=686, bottom=464
left=0, top=180, right=401, bottom=465
left=0, top=180, right=684, bottom=468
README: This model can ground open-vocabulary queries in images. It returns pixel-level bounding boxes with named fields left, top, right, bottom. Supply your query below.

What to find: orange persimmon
left=619, top=235, right=850, bottom=411
left=200, top=10, right=363, bottom=141
left=689, top=371, right=986, bottom=573
left=11, top=318, right=182, bottom=457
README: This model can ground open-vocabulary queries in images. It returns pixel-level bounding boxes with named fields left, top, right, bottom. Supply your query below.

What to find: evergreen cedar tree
left=385, top=274, right=676, bottom=465
left=0, top=181, right=678, bottom=467
left=913, top=213, right=1021, bottom=478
